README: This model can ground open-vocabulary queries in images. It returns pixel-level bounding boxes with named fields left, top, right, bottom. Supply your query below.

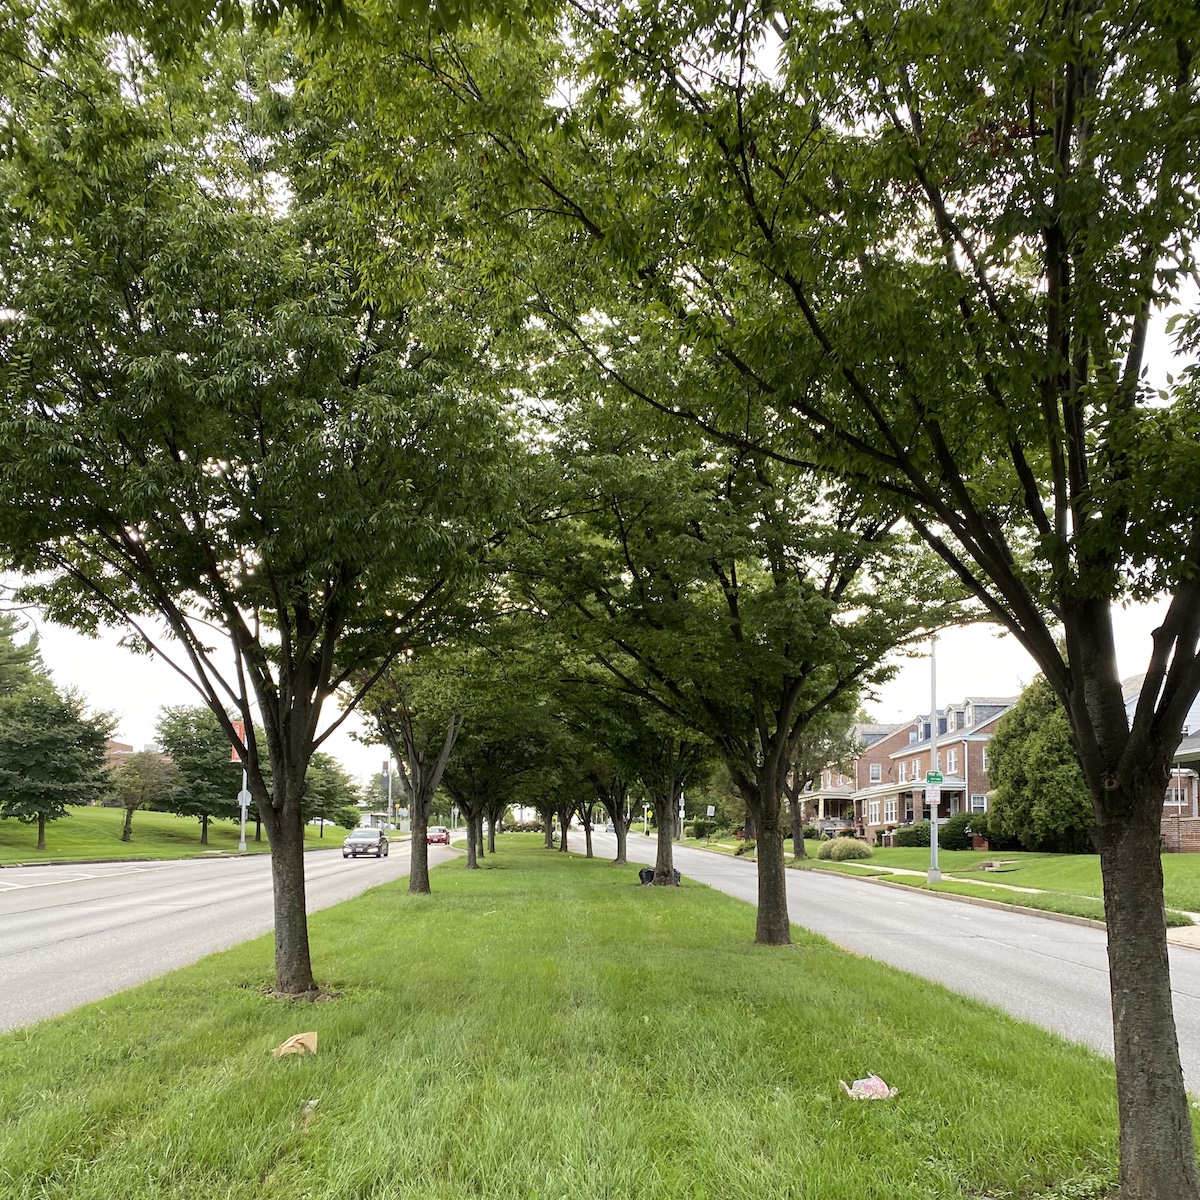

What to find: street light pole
left=927, top=634, right=941, bottom=884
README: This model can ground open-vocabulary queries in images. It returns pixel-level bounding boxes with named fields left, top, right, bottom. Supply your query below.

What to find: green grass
left=794, top=846, right=1196, bottom=926
left=0, top=837, right=1137, bottom=1199
left=0, top=806, right=346, bottom=864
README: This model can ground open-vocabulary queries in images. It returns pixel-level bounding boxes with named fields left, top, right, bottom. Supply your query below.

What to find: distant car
left=605, top=823, right=615, bottom=833
left=343, top=828, right=388, bottom=858
left=427, top=826, right=450, bottom=845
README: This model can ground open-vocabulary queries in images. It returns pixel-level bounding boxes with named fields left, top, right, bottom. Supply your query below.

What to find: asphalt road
left=0, top=841, right=456, bottom=1032
left=598, top=831, right=1200, bottom=1089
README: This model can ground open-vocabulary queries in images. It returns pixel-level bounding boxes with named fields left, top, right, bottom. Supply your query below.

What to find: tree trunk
left=36, top=812, right=45, bottom=851
left=200, top=813, right=209, bottom=846
left=753, top=803, right=791, bottom=945
left=475, top=810, right=486, bottom=859
left=543, top=815, right=554, bottom=849
left=652, top=795, right=675, bottom=884
left=465, top=811, right=479, bottom=869
left=254, top=814, right=261, bottom=842
left=584, top=813, right=593, bottom=859
left=611, top=811, right=628, bottom=865
left=487, top=813, right=496, bottom=854
left=790, top=795, right=807, bottom=860
left=410, top=799, right=431, bottom=894
left=261, top=792, right=316, bottom=996
left=1095, top=790, right=1200, bottom=1199
left=121, top=805, right=134, bottom=843
left=744, top=810, right=756, bottom=842
left=557, top=805, right=571, bottom=853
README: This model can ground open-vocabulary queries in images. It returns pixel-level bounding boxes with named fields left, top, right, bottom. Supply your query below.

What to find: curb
left=674, top=839, right=1190, bottom=941
left=799, top=866, right=1110, bottom=932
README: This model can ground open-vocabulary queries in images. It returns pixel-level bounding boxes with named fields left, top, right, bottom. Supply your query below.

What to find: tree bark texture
left=261, top=790, right=316, bottom=995
left=789, top=794, right=807, bottom=860
left=1095, top=790, right=1200, bottom=1199
left=557, top=805, right=571, bottom=853
left=487, top=812, right=497, bottom=854
left=611, top=811, right=628, bottom=865
left=465, top=811, right=479, bottom=869
left=36, top=812, right=45, bottom=851
left=475, top=811, right=486, bottom=859
left=121, top=806, right=134, bottom=843
left=409, top=804, right=431, bottom=894
left=200, top=813, right=209, bottom=846
left=652, top=795, right=675, bottom=884
left=752, top=805, right=791, bottom=945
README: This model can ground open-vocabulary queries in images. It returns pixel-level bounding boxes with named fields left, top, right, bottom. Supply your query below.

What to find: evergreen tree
left=986, top=677, right=1094, bottom=854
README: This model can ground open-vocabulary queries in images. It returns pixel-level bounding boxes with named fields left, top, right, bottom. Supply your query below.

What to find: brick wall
left=1161, top=815, right=1200, bottom=853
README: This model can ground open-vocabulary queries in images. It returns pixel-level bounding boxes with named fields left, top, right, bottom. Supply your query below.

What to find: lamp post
left=927, top=635, right=942, bottom=884
left=230, top=719, right=249, bottom=853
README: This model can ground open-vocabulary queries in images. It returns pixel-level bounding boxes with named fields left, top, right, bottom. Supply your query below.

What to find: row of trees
left=2, top=2, right=1199, bottom=1193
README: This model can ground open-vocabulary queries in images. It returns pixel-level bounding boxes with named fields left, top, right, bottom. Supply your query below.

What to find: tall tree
left=0, top=18, right=511, bottom=993
left=0, top=685, right=113, bottom=849
left=361, top=656, right=464, bottom=893
left=112, top=750, right=182, bottom=842
left=302, top=752, right=363, bottom=837
left=0, top=615, right=44, bottom=697
left=514, top=395, right=935, bottom=929
left=155, top=706, right=241, bottom=845
left=987, top=676, right=1094, bottom=854
left=482, top=3, right=1200, bottom=1190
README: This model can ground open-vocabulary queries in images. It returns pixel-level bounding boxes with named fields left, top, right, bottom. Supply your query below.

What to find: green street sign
left=925, top=771, right=943, bottom=784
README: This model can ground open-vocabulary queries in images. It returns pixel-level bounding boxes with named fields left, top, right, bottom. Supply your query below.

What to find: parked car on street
left=343, top=828, right=388, bottom=858
left=427, top=826, right=450, bottom=845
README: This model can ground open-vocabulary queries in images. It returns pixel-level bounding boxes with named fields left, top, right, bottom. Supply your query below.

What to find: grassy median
left=0, top=838, right=1127, bottom=1200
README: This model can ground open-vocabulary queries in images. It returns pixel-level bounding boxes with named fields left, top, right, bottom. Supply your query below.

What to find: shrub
left=827, top=838, right=872, bottom=861
left=735, top=839, right=756, bottom=856
left=802, top=824, right=818, bottom=841
left=817, top=839, right=835, bottom=859
left=690, top=818, right=717, bottom=839
left=937, top=812, right=975, bottom=851
left=894, top=821, right=931, bottom=847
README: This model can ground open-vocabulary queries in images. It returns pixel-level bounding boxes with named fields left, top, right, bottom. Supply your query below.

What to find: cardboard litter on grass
left=839, top=1073, right=897, bottom=1100
left=271, top=1031, right=318, bottom=1057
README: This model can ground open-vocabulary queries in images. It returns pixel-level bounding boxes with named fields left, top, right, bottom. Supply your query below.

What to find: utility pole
left=927, top=635, right=942, bottom=883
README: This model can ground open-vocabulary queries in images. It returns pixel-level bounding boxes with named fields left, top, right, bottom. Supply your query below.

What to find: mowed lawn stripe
left=0, top=838, right=1129, bottom=1200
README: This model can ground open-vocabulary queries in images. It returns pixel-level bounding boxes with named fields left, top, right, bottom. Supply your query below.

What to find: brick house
left=848, top=697, right=1015, bottom=843
left=804, top=722, right=902, bottom=829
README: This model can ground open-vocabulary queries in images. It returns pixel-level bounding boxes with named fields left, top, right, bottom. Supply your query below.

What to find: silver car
left=343, top=828, right=389, bottom=858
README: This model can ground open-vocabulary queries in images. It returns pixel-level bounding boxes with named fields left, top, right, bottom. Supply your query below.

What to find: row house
left=805, top=722, right=900, bottom=829
left=831, top=697, right=1016, bottom=841
left=1123, top=674, right=1200, bottom=819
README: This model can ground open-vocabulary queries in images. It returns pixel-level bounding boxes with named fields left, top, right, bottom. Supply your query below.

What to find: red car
left=427, top=826, right=450, bottom=845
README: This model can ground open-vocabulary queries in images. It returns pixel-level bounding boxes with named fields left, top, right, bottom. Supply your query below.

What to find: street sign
left=230, top=719, right=246, bottom=763
left=925, top=770, right=943, bottom=784
left=706, top=804, right=716, bottom=817
left=926, top=785, right=941, bottom=809
left=237, top=789, right=252, bottom=809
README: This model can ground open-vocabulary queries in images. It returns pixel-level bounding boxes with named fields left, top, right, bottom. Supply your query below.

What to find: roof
left=853, top=722, right=904, bottom=746
left=892, top=700, right=1016, bottom=757
left=1176, top=732, right=1200, bottom=766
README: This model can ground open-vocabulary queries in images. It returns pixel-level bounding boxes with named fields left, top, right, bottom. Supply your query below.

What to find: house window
left=904, top=800, right=914, bottom=823
left=971, top=793, right=988, bottom=812
left=950, top=795, right=960, bottom=815
left=982, top=748, right=990, bottom=772
left=898, top=762, right=907, bottom=783
left=869, top=800, right=881, bottom=824
left=912, top=757, right=920, bottom=779
left=870, top=762, right=882, bottom=783
left=884, top=799, right=897, bottom=823
left=947, top=749, right=958, bottom=774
